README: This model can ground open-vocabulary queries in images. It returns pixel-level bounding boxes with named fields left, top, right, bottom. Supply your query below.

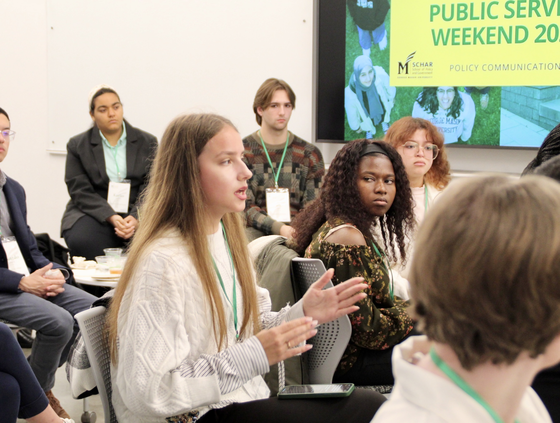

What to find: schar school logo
left=398, top=51, right=416, bottom=75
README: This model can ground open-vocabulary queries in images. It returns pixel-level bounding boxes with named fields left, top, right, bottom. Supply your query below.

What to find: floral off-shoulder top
left=304, top=219, right=414, bottom=374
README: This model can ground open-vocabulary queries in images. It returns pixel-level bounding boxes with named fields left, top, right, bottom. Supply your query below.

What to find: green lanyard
left=424, top=184, right=428, bottom=212
left=370, top=240, right=394, bottom=301
left=258, top=131, right=290, bottom=189
left=109, top=144, right=122, bottom=181
left=430, top=348, right=520, bottom=423
left=211, top=221, right=239, bottom=339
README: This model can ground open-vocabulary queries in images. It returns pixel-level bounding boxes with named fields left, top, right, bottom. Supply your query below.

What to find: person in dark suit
left=0, top=107, right=95, bottom=419
left=61, top=85, right=158, bottom=261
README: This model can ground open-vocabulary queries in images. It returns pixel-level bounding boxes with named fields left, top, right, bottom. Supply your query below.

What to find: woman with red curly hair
left=384, top=117, right=451, bottom=280
left=384, top=117, right=450, bottom=225
left=291, top=139, right=416, bottom=386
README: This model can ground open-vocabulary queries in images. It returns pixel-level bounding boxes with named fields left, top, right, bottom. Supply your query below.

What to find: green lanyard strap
left=211, top=221, right=239, bottom=339
left=258, top=131, right=290, bottom=189
left=424, top=184, right=428, bottom=213
left=430, top=348, right=520, bottom=423
left=370, top=240, right=394, bottom=302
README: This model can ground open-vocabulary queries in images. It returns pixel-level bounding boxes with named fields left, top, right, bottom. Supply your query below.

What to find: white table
left=72, top=269, right=119, bottom=289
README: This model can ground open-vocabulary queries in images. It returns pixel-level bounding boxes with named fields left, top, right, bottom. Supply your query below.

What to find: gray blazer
left=61, top=121, right=158, bottom=234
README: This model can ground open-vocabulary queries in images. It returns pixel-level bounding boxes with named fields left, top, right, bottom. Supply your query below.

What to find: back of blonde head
left=411, top=174, right=560, bottom=370
left=108, top=113, right=260, bottom=363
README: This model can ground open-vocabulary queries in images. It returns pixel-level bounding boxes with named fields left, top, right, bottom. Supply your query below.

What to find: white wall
left=0, top=0, right=539, bottom=243
left=1, top=1, right=66, bottom=241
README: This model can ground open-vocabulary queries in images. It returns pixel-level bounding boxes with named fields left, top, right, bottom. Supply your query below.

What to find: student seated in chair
left=107, top=113, right=385, bottom=423
left=243, top=78, right=324, bottom=241
left=291, top=139, right=417, bottom=387
left=373, top=174, right=560, bottom=423
left=61, top=85, right=158, bottom=261
left=0, top=107, right=95, bottom=419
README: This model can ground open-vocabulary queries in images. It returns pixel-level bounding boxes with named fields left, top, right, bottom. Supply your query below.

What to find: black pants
left=0, top=324, right=49, bottom=422
left=63, top=214, right=128, bottom=261
left=198, top=389, right=385, bottom=423
left=334, top=328, right=422, bottom=386
left=64, top=214, right=128, bottom=296
left=333, top=347, right=395, bottom=386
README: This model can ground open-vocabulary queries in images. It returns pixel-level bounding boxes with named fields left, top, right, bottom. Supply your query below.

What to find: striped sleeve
left=174, top=336, right=268, bottom=395
left=257, top=286, right=305, bottom=329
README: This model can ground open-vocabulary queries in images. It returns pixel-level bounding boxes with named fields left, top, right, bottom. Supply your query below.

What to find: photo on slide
left=340, top=0, right=558, bottom=147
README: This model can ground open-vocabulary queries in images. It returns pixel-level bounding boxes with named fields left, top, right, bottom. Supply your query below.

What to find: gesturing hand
left=302, top=268, right=367, bottom=325
left=256, top=317, right=318, bottom=366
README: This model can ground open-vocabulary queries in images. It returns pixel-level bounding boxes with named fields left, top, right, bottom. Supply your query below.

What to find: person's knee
left=0, top=372, right=21, bottom=415
left=64, top=232, right=93, bottom=256
left=37, top=310, right=75, bottom=343
left=0, top=322, right=13, bottom=338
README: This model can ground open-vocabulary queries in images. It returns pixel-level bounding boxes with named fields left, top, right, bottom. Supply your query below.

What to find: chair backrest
left=75, top=306, right=118, bottom=423
left=291, top=258, right=352, bottom=384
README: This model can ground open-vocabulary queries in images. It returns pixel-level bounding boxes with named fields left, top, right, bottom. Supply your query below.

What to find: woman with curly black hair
left=291, top=139, right=416, bottom=386
left=412, top=86, right=475, bottom=144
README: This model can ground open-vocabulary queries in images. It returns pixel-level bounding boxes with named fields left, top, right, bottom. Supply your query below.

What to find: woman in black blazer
left=62, top=85, right=158, bottom=261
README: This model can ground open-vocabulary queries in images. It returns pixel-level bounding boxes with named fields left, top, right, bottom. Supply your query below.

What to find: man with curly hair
left=412, top=86, right=476, bottom=144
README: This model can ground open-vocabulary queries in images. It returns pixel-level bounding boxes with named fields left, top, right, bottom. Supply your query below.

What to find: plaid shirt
left=243, top=131, right=324, bottom=235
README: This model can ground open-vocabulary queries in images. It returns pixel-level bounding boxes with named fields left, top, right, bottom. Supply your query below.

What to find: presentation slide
left=337, top=0, right=560, bottom=147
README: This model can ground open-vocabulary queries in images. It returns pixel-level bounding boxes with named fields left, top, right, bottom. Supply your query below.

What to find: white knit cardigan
left=112, top=229, right=303, bottom=422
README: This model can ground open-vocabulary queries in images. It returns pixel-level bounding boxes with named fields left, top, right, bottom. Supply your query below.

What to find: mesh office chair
left=291, top=258, right=352, bottom=384
left=291, top=258, right=393, bottom=395
left=75, top=306, right=118, bottom=423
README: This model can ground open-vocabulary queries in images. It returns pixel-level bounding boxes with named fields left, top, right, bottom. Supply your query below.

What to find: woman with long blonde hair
left=107, top=113, right=385, bottom=422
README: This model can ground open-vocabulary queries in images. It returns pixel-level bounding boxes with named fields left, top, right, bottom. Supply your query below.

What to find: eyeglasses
left=402, top=141, right=439, bottom=159
left=0, top=130, right=16, bottom=142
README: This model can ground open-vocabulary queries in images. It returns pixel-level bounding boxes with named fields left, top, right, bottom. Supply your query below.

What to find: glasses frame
left=0, top=130, right=16, bottom=142
left=401, top=141, right=439, bottom=160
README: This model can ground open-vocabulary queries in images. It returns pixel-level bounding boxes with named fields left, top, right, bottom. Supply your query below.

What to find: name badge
left=265, top=188, right=291, bottom=223
left=107, top=179, right=131, bottom=213
left=1, top=236, right=30, bottom=276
